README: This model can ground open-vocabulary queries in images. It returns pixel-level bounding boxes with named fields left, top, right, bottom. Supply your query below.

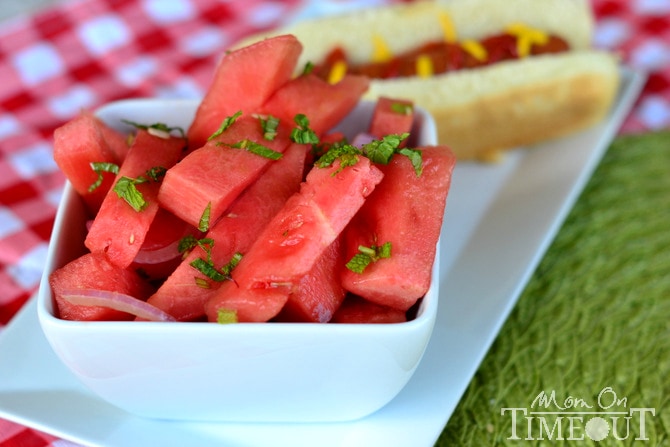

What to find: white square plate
left=0, top=67, right=645, bottom=447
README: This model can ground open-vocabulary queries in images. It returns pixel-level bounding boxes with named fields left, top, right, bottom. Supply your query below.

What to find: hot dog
left=234, top=0, right=620, bottom=161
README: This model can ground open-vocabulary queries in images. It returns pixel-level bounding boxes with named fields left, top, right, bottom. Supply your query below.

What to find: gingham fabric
left=0, top=0, right=668, bottom=445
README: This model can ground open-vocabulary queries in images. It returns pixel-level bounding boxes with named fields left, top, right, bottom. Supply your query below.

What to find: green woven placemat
left=436, top=131, right=670, bottom=446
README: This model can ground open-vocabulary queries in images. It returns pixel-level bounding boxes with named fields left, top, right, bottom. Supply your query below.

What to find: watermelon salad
left=49, top=34, right=456, bottom=324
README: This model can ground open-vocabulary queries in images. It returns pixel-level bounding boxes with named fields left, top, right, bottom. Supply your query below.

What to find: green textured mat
left=436, top=131, right=670, bottom=446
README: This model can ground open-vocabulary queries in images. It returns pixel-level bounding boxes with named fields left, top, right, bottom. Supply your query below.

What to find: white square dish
left=35, top=100, right=441, bottom=423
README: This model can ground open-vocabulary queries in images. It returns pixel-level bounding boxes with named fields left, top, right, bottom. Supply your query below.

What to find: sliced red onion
left=133, top=239, right=182, bottom=264
left=351, top=132, right=376, bottom=148
left=60, top=288, right=177, bottom=322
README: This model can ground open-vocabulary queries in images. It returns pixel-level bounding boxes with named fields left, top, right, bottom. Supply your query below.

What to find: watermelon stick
left=85, top=130, right=185, bottom=269
left=341, top=146, right=456, bottom=311
left=52, top=112, right=128, bottom=214
left=146, top=143, right=308, bottom=322
left=187, top=34, right=303, bottom=149
left=157, top=115, right=292, bottom=229
left=273, top=237, right=347, bottom=323
left=218, top=156, right=384, bottom=299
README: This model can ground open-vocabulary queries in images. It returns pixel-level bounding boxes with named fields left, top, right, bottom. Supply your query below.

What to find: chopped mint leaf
left=112, top=166, right=167, bottom=211
left=228, top=139, right=283, bottom=160
left=398, top=147, right=423, bottom=176
left=390, top=102, right=413, bottom=115
left=217, top=308, right=238, bottom=324
left=290, top=113, right=319, bottom=145
left=315, top=143, right=361, bottom=168
left=190, top=258, right=229, bottom=281
left=189, top=250, right=242, bottom=286
left=144, top=166, right=167, bottom=182
left=208, top=111, right=242, bottom=141
left=345, top=242, right=392, bottom=274
left=221, top=252, right=243, bottom=276
left=362, top=133, right=409, bottom=165
left=177, top=234, right=199, bottom=254
left=198, top=202, right=212, bottom=232
left=89, top=161, right=119, bottom=192
left=113, top=176, right=146, bottom=211
left=302, top=61, right=315, bottom=75
left=257, top=115, right=280, bottom=141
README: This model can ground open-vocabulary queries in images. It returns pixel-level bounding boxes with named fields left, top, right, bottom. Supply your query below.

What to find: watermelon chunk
left=85, top=130, right=185, bottom=268
left=368, top=97, right=415, bottom=144
left=53, top=112, right=124, bottom=213
left=205, top=281, right=290, bottom=323
left=49, top=252, right=153, bottom=321
left=96, top=116, right=130, bottom=162
left=148, top=142, right=308, bottom=321
left=230, top=156, right=384, bottom=290
left=261, top=73, right=369, bottom=136
left=341, top=146, right=456, bottom=311
left=331, top=295, right=407, bottom=324
left=187, top=34, right=303, bottom=149
left=158, top=114, right=293, bottom=229
left=274, top=237, right=346, bottom=323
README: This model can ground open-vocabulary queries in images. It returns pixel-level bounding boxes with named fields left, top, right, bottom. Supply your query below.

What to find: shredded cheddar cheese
left=505, top=23, right=549, bottom=58
left=371, top=34, right=393, bottom=63
left=438, top=11, right=457, bottom=43
left=328, top=59, right=347, bottom=84
left=415, top=54, right=434, bottom=78
left=460, top=40, right=488, bottom=62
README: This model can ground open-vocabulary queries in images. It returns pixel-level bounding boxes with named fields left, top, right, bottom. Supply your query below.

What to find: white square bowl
left=37, top=99, right=440, bottom=423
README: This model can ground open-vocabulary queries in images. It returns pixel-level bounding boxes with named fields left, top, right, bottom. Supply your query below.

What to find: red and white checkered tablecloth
left=0, top=0, right=668, bottom=445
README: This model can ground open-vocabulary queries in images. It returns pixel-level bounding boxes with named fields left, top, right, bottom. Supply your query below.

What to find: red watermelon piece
left=98, top=119, right=130, bottom=162
left=341, top=146, right=456, bottom=311
left=331, top=295, right=407, bottom=324
left=85, top=130, right=185, bottom=268
left=260, top=73, right=369, bottom=136
left=53, top=111, right=123, bottom=214
left=149, top=142, right=308, bottom=321
left=187, top=34, right=303, bottom=149
left=205, top=281, right=290, bottom=323
left=230, top=156, right=384, bottom=291
left=49, top=252, right=153, bottom=321
left=158, top=114, right=293, bottom=229
left=368, top=97, right=415, bottom=144
left=274, top=237, right=346, bottom=323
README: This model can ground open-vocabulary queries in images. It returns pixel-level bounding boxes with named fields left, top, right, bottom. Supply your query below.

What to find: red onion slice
left=60, top=288, right=177, bottom=322
left=351, top=132, right=376, bottom=148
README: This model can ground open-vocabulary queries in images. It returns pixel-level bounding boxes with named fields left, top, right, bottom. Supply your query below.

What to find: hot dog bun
left=367, top=51, right=620, bottom=159
left=235, top=0, right=620, bottom=160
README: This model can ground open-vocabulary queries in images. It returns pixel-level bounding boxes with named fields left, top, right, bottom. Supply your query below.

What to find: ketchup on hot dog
left=313, top=23, right=570, bottom=83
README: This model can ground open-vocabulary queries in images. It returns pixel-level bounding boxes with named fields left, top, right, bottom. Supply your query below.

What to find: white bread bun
left=366, top=50, right=620, bottom=159
left=234, top=0, right=619, bottom=160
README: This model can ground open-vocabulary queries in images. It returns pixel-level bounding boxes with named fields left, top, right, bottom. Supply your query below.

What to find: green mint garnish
left=257, top=115, right=280, bottom=141
left=345, top=242, right=392, bottom=274
left=217, top=308, right=238, bottom=324
left=390, top=102, right=413, bottom=115
left=208, top=111, right=242, bottom=141
left=198, top=202, right=212, bottom=232
left=112, top=166, right=166, bottom=211
left=290, top=114, right=319, bottom=145
left=89, top=162, right=119, bottom=192
left=227, top=139, right=283, bottom=160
